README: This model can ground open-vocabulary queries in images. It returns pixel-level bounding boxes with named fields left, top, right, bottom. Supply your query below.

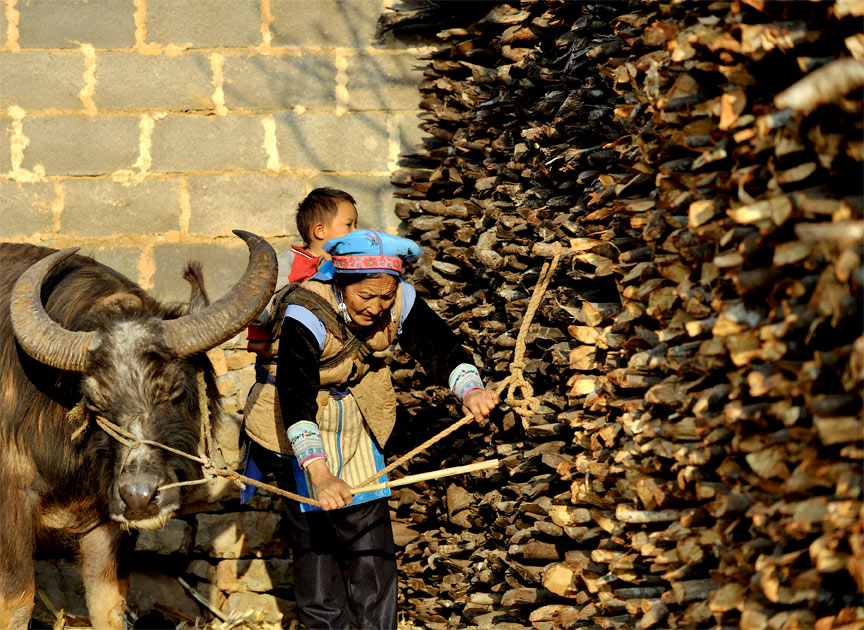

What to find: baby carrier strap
left=269, top=283, right=373, bottom=370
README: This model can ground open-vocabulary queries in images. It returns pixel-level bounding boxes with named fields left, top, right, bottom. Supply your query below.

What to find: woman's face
left=341, top=275, right=399, bottom=326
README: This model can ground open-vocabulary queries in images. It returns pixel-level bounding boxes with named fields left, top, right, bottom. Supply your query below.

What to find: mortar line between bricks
left=4, top=235, right=306, bottom=248
left=0, top=108, right=423, bottom=118
left=4, top=0, right=20, bottom=52
left=2, top=46, right=435, bottom=55
left=1, top=169, right=395, bottom=180
left=258, top=0, right=273, bottom=52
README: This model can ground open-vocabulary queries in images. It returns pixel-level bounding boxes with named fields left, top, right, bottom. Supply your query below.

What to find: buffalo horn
left=10, top=247, right=99, bottom=372
left=161, top=230, right=277, bottom=357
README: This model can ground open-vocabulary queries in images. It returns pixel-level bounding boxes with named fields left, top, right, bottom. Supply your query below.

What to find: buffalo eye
left=82, top=376, right=109, bottom=413
left=169, top=385, right=186, bottom=403
left=151, top=360, right=190, bottom=404
left=152, top=380, right=186, bottom=405
left=83, top=399, right=103, bottom=415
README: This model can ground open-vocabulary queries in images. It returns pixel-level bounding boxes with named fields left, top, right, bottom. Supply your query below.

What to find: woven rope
left=503, top=242, right=563, bottom=429
left=353, top=242, right=563, bottom=488
left=66, top=375, right=324, bottom=507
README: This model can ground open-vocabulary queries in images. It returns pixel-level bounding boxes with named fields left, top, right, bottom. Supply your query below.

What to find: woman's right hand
left=462, top=387, right=500, bottom=426
left=305, top=458, right=354, bottom=511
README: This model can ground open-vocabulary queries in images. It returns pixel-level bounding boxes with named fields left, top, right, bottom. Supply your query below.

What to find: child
left=240, top=188, right=358, bottom=501
left=245, top=187, right=359, bottom=352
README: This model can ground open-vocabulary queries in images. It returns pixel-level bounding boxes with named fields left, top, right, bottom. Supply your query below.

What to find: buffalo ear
left=161, top=231, right=277, bottom=358
left=183, top=261, right=210, bottom=314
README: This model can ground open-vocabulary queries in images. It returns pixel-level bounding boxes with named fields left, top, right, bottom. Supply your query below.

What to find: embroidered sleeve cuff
left=448, top=363, right=485, bottom=401
left=286, top=420, right=326, bottom=467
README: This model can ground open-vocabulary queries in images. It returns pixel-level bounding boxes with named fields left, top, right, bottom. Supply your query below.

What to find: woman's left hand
left=462, top=388, right=500, bottom=426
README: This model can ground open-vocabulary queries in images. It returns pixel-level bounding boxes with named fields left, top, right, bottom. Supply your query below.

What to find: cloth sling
left=268, top=283, right=374, bottom=371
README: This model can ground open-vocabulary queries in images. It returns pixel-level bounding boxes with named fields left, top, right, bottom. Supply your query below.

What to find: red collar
left=291, top=245, right=317, bottom=259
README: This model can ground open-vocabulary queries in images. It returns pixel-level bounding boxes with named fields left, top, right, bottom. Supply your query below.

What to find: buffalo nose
left=119, top=475, right=159, bottom=512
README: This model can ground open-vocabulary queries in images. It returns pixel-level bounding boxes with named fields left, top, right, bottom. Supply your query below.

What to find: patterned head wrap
left=313, top=230, right=422, bottom=281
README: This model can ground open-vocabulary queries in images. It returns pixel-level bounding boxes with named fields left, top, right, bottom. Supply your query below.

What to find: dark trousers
left=255, top=443, right=398, bottom=630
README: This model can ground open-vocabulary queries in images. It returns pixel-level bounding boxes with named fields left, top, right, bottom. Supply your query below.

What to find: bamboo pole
left=351, top=459, right=499, bottom=495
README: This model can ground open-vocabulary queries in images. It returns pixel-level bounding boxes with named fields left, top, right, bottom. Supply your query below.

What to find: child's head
left=296, top=188, right=358, bottom=252
left=246, top=324, right=274, bottom=357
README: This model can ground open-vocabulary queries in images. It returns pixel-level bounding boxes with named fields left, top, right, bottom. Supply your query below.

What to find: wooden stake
left=351, top=459, right=499, bottom=495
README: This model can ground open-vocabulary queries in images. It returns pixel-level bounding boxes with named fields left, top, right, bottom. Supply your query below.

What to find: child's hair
left=296, top=187, right=357, bottom=245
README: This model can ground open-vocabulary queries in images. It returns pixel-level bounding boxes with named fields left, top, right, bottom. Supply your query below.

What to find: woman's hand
left=305, top=458, right=354, bottom=511
left=462, top=388, right=500, bottom=426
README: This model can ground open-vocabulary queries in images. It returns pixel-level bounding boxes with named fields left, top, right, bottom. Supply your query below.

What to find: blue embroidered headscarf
left=312, top=230, right=422, bottom=282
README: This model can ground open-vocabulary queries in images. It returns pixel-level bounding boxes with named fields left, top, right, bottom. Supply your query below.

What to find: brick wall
left=1, top=0, right=428, bottom=304
left=1, top=1, right=432, bottom=623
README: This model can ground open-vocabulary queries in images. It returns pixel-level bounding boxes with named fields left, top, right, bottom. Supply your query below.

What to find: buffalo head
left=8, top=230, right=276, bottom=528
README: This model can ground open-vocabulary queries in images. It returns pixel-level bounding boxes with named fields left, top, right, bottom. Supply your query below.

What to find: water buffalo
left=0, top=231, right=276, bottom=629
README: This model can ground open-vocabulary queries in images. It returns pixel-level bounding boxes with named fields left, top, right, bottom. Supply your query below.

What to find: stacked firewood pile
left=381, top=1, right=864, bottom=629
left=32, top=2, right=861, bottom=628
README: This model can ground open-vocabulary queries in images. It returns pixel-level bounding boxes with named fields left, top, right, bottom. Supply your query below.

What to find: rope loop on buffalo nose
left=66, top=371, right=324, bottom=507
left=95, top=415, right=209, bottom=463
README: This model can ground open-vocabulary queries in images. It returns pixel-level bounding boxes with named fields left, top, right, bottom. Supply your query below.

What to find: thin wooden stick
left=153, top=601, right=196, bottom=625
left=177, top=576, right=228, bottom=621
left=351, top=459, right=499, bottom=495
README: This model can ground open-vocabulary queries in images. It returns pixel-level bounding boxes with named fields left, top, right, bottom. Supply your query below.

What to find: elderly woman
left=242, top=230, right=498, bottom=630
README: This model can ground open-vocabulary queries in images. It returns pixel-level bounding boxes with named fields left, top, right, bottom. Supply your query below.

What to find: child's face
left=319, top=200, right=358, bottom=244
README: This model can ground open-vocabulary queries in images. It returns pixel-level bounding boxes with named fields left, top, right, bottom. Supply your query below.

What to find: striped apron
left=291, top=388, right=390, bottom=513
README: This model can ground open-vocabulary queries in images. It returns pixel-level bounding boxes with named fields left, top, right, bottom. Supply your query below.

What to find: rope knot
left=502, top=243, right=563, bottom=428
left=68, top=401, right=91, bottom=441
left=201, top=462, right=218, bottom=481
